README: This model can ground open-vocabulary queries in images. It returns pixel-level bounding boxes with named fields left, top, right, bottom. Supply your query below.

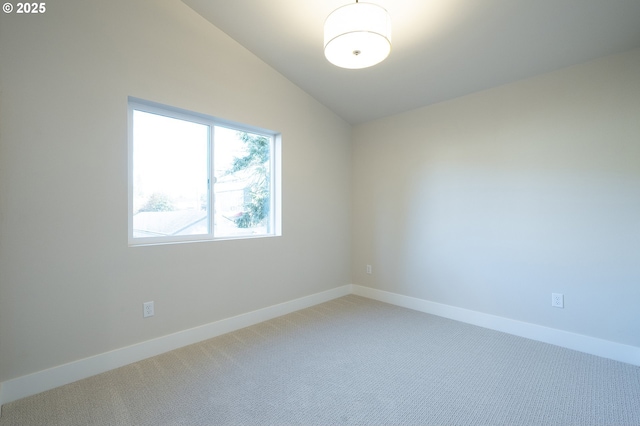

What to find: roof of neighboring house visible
left=133, top=210, right=208, bottom=237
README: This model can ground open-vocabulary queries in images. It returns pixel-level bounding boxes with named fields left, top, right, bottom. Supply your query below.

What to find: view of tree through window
left=129, top=101, right=277, bottom=244
left=214, top=127, right=272, bottom=237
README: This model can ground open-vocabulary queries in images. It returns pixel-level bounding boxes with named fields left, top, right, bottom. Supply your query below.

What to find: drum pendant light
left=324, top=1, right=392, bottom=69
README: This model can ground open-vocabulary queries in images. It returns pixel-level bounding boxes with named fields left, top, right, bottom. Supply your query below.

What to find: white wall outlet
left=366, top=264, right=372, bottom=274
left=551, top=293, right=564, bottom=308
left=143, top=301, right=155, bottom=318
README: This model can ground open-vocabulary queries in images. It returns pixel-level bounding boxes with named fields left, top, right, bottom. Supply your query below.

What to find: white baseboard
left=351, top=285, right=640, bottom=367
left=0, top=285, right=353, bottom=410
left=3, top=283, right=638, bottom=414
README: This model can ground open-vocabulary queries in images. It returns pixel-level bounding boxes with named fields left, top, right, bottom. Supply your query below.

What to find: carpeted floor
left=1, top=295, right=639, bottom=425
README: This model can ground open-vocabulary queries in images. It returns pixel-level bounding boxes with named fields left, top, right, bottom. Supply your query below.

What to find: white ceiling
left=182, top=0, right=640, bottom=124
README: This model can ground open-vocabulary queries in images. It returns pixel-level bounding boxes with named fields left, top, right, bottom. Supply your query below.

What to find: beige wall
left=0, top=0, right=351, bottom=382
left=352, top=49, right=640, bottom=347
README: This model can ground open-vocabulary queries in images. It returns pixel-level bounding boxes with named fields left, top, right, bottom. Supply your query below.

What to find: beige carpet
left=1, top=295, right=639, bottom=425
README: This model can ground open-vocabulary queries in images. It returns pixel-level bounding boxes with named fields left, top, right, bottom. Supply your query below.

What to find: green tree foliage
left=139, top=192, right=174, bottom=212
left=228, top=132, right=270, bottom=228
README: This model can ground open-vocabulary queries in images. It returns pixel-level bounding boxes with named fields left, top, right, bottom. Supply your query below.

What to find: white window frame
left=128, top=97, right=281, bottom=246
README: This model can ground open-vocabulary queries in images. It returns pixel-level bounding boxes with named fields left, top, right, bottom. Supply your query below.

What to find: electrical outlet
left=143, top=301, right=155, bottom=318
left=551, top=293, right=564, bottom=308
left=366, top=265, right=372, bottom=274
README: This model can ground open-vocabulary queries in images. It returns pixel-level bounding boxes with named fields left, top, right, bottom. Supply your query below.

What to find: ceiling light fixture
left=324, top=1, right=391, bottom=69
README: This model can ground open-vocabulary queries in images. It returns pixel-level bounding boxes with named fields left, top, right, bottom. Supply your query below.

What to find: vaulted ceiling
left=182, top=0, right=640, bottom=124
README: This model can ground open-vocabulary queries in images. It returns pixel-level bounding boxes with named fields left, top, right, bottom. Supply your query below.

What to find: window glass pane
left=214, top=126, right=272, bottom=238
left=132, top=110, right=209, bottom=238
